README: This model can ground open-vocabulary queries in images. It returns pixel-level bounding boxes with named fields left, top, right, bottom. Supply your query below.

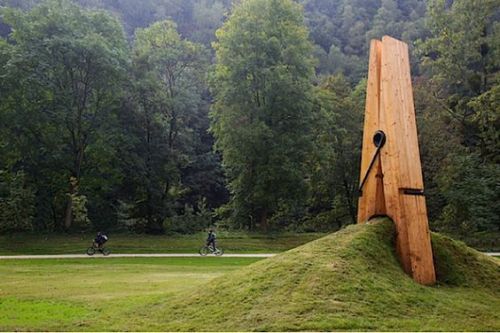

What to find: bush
left=116, top=200, right=148, bottom=232
left=164, top=200, right=213, bottom=234
left=435, top=153, right=499, bottom=236
left=296, top=210, right=344, bottom=233
left=0, top=170, right=35, bottom=232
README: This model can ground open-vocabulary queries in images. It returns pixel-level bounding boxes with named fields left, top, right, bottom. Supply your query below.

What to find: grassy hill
left=128, top=218, right=499, bottom=331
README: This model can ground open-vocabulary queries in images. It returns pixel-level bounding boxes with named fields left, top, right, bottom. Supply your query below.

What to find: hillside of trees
left=0, top=0, right=498, bottom=244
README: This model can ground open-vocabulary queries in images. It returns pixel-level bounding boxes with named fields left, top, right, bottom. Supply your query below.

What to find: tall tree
left=417, top=0, right=499, bottom=158
left=127, top=20, right=209, bottom=233
left=307, top=75, right=364, bottom=229
left=1, top=0, right=128, bottom=229
left=211, top=0, right=316, bottom=230
left=415, top=0, right=500, bottom=235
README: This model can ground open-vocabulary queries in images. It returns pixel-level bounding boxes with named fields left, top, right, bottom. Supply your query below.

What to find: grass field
left=1, top=220, right=499, bottom=331
left=0, top=257, right=262, bottom=331
left=0, top=231, right=325, bottom=255
left=127, top=219, right=499, bottom=331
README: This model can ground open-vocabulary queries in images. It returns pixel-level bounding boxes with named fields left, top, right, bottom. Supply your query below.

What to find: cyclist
left=94, top=231, right=108, bottom=250
left=206, top=229, right=216, bottom=251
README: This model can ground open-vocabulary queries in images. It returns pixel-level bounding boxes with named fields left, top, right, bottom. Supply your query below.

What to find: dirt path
left=0, top=253, right=278, bottom=259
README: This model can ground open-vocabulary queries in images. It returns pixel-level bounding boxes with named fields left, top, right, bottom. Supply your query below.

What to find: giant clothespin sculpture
left=357, top=36, right=436, bottom=285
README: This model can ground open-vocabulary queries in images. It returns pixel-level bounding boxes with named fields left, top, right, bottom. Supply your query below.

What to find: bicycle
left=199, top=244, right=224, bottom=256
left=86, top=242, right=111, bottom=256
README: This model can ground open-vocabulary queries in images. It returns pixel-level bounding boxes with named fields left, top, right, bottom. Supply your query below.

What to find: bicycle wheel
left=199, top=246, right=209, bottom=256
left=214, top=248, right=224, bottom=256
left=86, top=247, right=95, bottom=256
left=102, top=248, right=110, bottom=256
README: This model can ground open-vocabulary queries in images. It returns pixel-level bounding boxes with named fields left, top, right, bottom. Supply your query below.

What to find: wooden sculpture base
left=357, top=36, right=436, bottom=285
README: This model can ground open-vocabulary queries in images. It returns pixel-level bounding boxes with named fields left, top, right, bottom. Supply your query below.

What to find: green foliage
left=417, top=0, right=499, bottom=156
left=128, top=19, right=210, bottom=233
left=61, top=176, right=91, bottom=229
left=1, top=0, right=128, bottom=229
left=2, top=0, right=430, bottom=82
left=1, top=0, right=227, bottom=234
left=116, top=200, right=147, bottom=232
left=416, top=78, right=499, bottom=239
left=415, top=0, right=500, bottom=238
left=302, top=0, right=427, bottom=82
left=0, top=0, right=497, bottom=239
left=0, top=37, right=10, bottom=67
left=307, top=75, right=364, bottom=226
left=419, top=0, right=498, bottom=94
left=164, top=199, right=213, bottom=234
left=0, top=170, right=35, bottom=232
left=298, top=210, right=341, bottom=232
left=211, top=0, right=316, bottom=230
left=190, top=0, right=226, bottom=45
left=467, top=83, right=500, bottom=161
left=436, top=153, right=499, bottom=235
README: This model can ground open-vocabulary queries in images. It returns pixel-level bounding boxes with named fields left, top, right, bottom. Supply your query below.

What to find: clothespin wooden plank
left=358, top=39, right=385, bottom=224
left=358, top=36, right=436, bottom=285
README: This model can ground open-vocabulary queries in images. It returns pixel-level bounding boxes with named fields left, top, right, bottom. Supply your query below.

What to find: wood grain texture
left=357, top=36, right=435, bottom=285
left=357, top=40, right=385, bottom=224
left=379, top=36, right=412, bottom=275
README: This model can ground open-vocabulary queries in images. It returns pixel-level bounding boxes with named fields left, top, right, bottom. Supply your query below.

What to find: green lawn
left=0, top=231, right=325, bottom=255
left=126, top=219, right=499, bottom=331
left=0, top=257, right=262, bottom=331
left=1, top=221, right=499, bottom=331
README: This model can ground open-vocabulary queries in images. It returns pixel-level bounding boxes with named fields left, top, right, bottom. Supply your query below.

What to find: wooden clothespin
left=357, top=36, right=436, bottom=285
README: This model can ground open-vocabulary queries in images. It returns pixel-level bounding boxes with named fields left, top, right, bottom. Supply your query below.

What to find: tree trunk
left=343, top=178, right=356, bottom=224
left=63, top=179, right=77, bottom=230
left=63, top=197, right=73, bottom=230
left=259, top=209, right=268, bottom=233
left=64, top=148, right=83, bottom=230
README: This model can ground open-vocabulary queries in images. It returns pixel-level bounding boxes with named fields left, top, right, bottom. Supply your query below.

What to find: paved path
left=0, top=252, right=497, bottom=260
left=0, top=253, right=278, bottom=259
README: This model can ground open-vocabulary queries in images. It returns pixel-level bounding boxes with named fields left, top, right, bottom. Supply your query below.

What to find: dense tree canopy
left=211, top=0, right=316, bottom=231
left=1, top=0, right=128, bottom=230
left=124, top=20, right=211, bottom=233
left=0, top=0, right=497, bottom=242
left=415, top=0, right=500, bottom=236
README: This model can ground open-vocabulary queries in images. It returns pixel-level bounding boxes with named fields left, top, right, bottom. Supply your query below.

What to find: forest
left=0, top=0, right=498, bottom=244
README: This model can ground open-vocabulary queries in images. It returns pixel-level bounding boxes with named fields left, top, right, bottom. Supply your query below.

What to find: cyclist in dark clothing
left=206, top=229, right=216, bottom=251
left=94, top=232, right=108, bottom=249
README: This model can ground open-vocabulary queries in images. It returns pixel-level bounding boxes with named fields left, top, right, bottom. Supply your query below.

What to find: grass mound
left=135, top=218, right=499, bottom=331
